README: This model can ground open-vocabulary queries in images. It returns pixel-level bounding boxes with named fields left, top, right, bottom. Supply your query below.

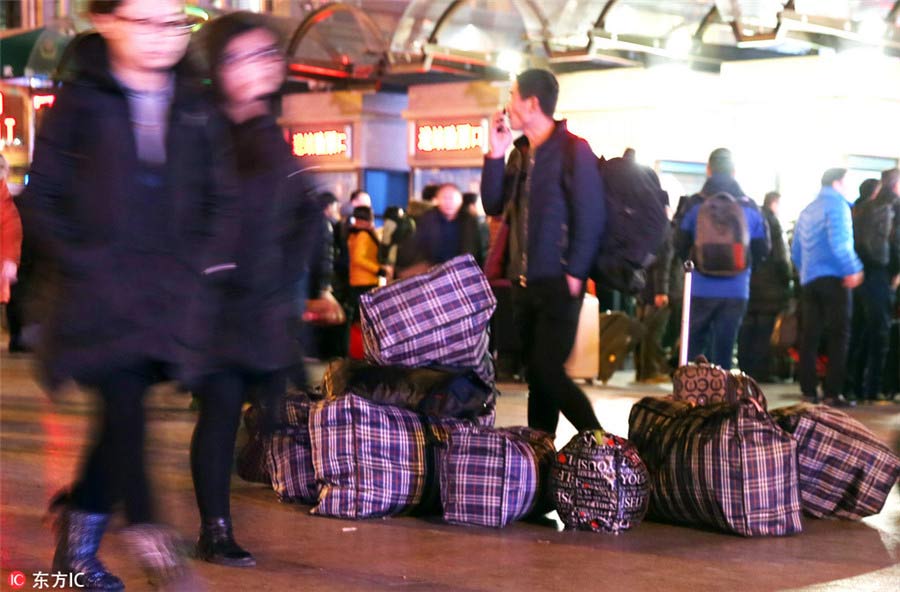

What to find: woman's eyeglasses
left=220, top=47, right=284, bottom=68
left=114, top=14, right=201, bottom=36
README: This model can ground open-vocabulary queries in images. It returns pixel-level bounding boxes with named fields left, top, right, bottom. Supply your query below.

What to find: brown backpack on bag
left=672, top=355, right=767, bottom=410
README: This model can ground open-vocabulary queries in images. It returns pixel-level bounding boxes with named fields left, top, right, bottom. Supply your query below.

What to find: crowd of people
left=0, top=1, right=898, bottom=590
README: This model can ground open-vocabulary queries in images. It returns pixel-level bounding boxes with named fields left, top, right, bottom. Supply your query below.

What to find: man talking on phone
left=481, top=69, right=606, bottom=435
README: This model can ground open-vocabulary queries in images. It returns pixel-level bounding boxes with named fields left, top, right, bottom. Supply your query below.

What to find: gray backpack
left=693, top=192, right=750, bottom=276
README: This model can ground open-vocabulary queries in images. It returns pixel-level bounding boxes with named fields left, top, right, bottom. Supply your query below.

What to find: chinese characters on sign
left=291, top=127, right=351, bottom=159
left=415, top=122, right=488, bottom=153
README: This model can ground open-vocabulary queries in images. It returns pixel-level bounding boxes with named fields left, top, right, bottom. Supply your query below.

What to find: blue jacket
left=676, top=174, right=770, bottom=300
left=481, top=120, right=606, bottom=281
left=792, top=186, right=863, bottom=286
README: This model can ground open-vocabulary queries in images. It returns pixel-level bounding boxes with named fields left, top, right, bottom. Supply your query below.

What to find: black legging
left=190, top=369, right=284, bottom=521
left=71, top=362, right=158, bottom=524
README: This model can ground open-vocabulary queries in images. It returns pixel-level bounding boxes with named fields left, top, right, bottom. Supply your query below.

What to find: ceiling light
left=497, top=50, right=523, bottom=75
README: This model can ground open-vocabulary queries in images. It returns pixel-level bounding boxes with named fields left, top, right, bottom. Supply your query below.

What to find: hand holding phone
left=488, top=109, right=512, bottom=158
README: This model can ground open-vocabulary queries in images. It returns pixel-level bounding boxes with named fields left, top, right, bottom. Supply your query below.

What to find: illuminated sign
left=0, top=91, right=23, bottom=148
left=415, top=121, right=488, bottom=153
left=32, top=94, right=56, bottom=110
left=291, top=127, right=351, bottom=159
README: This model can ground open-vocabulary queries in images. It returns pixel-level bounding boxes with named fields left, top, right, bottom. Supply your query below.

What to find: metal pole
left=679, top=260, right=694, bottom=367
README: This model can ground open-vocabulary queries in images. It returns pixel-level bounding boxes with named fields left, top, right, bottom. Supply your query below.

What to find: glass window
left=289, top=5, right=388, bottom=78
left=602, top=0, right=713, bottom=39
left=313, top=170, right=361, bottom=204
left=793, top=0, right=895, bottom=23
left=657, top=160, right=706, bottom=199
left=413, top=167, right=482, bottom=201
left=392, top=0, right=542, bottom=56
left=846, top=155, right=898, bottom=200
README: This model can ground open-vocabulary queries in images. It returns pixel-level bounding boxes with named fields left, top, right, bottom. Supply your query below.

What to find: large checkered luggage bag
left=266, top=393, right=318, bottom=504
left=551, top=430, right=651, bottom=534
left=770, top=403, right=900, bottom=519
left=438, top=426, right=555, bottom=528
left=359, top=255, right=497, bottom=383
left=308, top=394, right=483, bottom=519
left=628, top=396, right=802, bottom=537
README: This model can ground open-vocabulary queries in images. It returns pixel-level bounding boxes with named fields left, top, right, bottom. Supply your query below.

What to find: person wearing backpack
left=852, top=168, right=900, bottom=402
left=481, top=68, right=605, bottom=435
left=792, top=168, right=864, bottom=406
left=675, top=148, right=771, bottom=369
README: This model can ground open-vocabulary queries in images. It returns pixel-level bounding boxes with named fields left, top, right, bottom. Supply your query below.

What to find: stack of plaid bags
left=253, top=255, right=556, bottom=528
left=628, top=360, right=900, bottom=537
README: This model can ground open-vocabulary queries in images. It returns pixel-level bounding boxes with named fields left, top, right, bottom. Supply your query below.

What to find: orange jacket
left=348, top=228, right=381, bottom=287
left=0, top=180, right=22, bottom=266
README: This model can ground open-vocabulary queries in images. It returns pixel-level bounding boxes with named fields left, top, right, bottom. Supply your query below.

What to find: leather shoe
left=194, top=518, right=256, bottom=568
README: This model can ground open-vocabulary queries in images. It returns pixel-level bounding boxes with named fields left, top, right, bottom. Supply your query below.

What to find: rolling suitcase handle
left=678, top=261, right=694, bottom=367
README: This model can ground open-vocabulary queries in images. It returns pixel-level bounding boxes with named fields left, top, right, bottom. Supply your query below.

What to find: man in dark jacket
left=481, top=68, right=605, bottom=434
left=847, top=178, right=881, bottom=397
left=738, top=191, right=792, bottom=381
left=22, top=1, right=237, bottom=587
left=414, top=183, right=486, bottom=266
left=675, top=148, right=771, bottom=369
left=853, top=168, right=900, bottom=401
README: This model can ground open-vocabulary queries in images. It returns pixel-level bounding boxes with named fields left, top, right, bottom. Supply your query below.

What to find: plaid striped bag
left=439, top=426, right=555, bottom=528
left=308, top=395, right=473, bottom=519
left=266, top=393, right=318, bottom=504
left=770, top=403, right=900, bottom=519
left=552, top=430, right=650, bottom=534
left=359, top=255, right=496, bottom=379
left=628, top=396, right=802, bottom=537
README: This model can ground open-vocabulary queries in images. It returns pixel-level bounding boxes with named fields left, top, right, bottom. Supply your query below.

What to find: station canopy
left=283, top=0, right=900, bottom=85
left=3, top=2, right=897, bottom=89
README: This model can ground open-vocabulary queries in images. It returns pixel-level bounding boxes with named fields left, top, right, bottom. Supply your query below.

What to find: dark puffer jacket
left=413, top=207, right=486, bottom=267
left=748, top=207, right=791, bottom=314
left=480, top=120, right=606, bottom=282
left=183, top=116, right=321, bottom=381
left=22, top=33, right=240, bottom=387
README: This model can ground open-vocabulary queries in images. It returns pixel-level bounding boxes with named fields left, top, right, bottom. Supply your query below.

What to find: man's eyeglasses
left=114, top=14, right=201, bottom=36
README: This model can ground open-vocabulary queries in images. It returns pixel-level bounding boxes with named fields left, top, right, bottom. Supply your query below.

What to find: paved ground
left=1, top=352, right=898, bottom=591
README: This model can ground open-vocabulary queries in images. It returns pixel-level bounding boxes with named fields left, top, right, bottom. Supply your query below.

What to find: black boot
left=194, top=517, right=255, bottom=568
left=51, top=505, right=125, bottom=592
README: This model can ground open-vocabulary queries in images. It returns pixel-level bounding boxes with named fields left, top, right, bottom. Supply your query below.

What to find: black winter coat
left=480, top=120, right=606, bottom=282
left=22, top=34, right=240, bottom=387
left=413, top=207, right=486, bottom=267
left=748, top=207, right=791, bottom=314
left=184, top=115, right=321, bottom=381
